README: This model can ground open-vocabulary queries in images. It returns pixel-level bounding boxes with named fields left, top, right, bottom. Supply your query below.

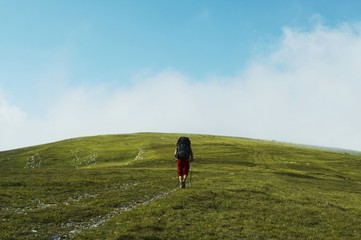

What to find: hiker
left=174, top=137, right=193, bottom=188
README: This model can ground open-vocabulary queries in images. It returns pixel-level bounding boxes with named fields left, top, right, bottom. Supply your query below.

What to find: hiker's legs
left=177, top=160, right=184, bottom=187
left=178, top=176, right=184, bottom=182
left=182, top=160, right=190, bottom=188
left=177, top=160, right=189, bottom=188
left=183, top=160, right=190, bottom=180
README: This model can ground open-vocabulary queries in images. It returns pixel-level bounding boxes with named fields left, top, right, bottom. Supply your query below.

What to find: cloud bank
left=1, top=23, right=361, bottom=151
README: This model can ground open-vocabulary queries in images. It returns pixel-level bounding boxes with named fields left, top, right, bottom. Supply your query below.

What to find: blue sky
left=1, top=0, right=361, bottom=151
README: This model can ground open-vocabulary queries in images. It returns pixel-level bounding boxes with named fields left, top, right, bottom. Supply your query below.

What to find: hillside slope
left=1, top=133, right=361, bottom=239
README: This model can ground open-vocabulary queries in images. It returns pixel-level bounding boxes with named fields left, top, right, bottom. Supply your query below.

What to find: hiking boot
left=182, top=181, right=186, bottom=188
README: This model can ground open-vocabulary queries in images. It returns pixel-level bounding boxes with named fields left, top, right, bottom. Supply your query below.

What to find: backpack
left=176, top=137, right=191, bottom=160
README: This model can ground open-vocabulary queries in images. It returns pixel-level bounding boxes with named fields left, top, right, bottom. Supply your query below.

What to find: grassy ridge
left=1, top=133, right=361, bottom=239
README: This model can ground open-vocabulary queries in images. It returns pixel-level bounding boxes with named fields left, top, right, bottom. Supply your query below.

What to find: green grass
left=1, top=132, right=361, bottom=239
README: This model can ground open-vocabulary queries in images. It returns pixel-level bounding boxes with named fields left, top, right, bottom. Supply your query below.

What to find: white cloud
left=0, top=97, right=25, bottom=126
left=239, top=23, right=361, bottom=149
left=1, top=23, right=361, bottom=151
left=0, top=92, right=28, bottom=149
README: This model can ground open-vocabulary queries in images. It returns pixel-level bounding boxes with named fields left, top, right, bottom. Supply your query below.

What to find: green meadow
left=1, top=133, right=361, bottom=239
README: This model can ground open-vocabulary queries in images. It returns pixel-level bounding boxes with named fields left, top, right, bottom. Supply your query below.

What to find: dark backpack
left=176, top=137, right=191, bottom=160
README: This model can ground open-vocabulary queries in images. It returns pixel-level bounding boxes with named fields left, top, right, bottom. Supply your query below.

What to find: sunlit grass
left=1, top=133, right=361, bottom=239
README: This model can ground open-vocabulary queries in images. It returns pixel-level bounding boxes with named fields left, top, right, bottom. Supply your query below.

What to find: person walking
left=174, top=137, right=193, bottom=188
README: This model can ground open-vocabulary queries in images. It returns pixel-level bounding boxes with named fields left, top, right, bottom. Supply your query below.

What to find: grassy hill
left=1, top=132, right=361, bottom=239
